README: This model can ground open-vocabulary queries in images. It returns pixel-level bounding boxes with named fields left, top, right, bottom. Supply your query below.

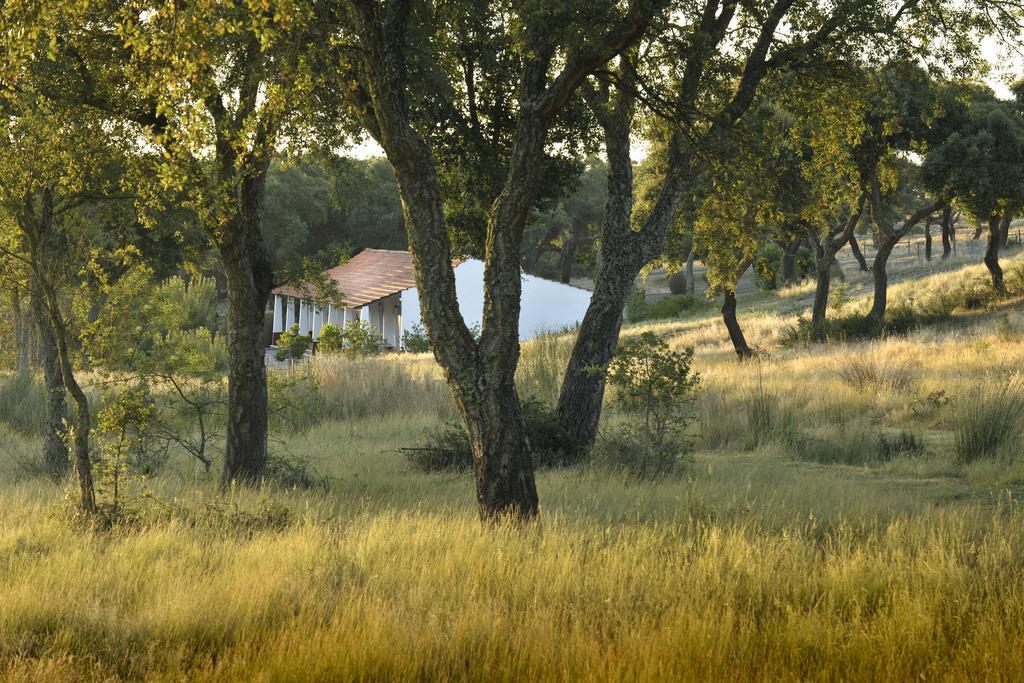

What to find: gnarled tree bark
left=985, top=214, right=1005, bottom=294
left=31, top=291, right=70, bottom=479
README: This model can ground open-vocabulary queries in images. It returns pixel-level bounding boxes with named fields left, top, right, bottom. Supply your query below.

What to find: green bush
left=953, top=376, right=1024, bottom=464
left=316, top=323, right=344, bottom=353
left=275, top=324, right=312, bottom=361
left=401, top=322, right=431, bottom=353
left=591, top=422, right=691, bottom=480
left=626, top=288, right=706, bottom=322
left=404, top=398, right=581, bottom=472
left=593, top=332, right=700, bottom=479
left=338, top=321, right=386, bottom=356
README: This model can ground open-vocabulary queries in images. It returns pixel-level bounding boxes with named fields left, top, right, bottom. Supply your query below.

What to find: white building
left=270, top=249, right=593, bottom=351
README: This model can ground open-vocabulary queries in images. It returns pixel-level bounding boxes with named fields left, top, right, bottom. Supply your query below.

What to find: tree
left=923, top=96, right=1024, bottom=293
left=45, top=0, right=345, bottom=484
left=335, top=0, right=660, bottom=519
left=556, top=0, right=981, bottom=447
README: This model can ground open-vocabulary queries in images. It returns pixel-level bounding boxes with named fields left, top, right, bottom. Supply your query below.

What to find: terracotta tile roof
left=273, top=249, right=417, bottom=307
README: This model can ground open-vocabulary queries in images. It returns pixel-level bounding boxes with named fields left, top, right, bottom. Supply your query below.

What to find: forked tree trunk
left=31, top=292, right=69, bottom=479
left=867, top=236, right=896, bottom=323
left=849, top=233, right=869, bottom=271
left=940, top=206, right=953, bottom=259
left=985, top=215, right=1005, bottom=294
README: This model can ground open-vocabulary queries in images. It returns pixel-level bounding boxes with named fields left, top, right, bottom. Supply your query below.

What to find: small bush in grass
left=626, top=287, right=706, bottom=322
left=405, top=398, right=580, bottom=472
left=264, top=452, right=329, bottom=492
left=876, top=431, right=928, bottom=460
left=742, top=373, right=798, bottom=449
left=275, top=324, right=311, bottom=362
left=401, top=322, right=431, bottom=352
left=953, top=376, right=1024, bottom=464
left=592, top=332, right=700, bottom=479
left=316, top=323, right=344, bottom=353
left=835, top=355, right=918, bottom=394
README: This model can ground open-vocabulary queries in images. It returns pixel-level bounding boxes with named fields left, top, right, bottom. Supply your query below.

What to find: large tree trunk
left=684, top=248, right=696, bottom=295
left=940, top=206, right=953, bottom=259
left=868, top=237, right=896, bottom=322
left=924, top=218, right=933, bottom=261
left=20, top=195, right=95, bottom=513
left=780, top=237, right=801, bottom=285
left=999, top=213, right=1012, bottom=249
left=985, top=215, right=1005, bottom=294
left=557, top=253, right=638, bottom=453
left=722, top=289, right=752, bottom=359
left=810, top=248, right=833, bottom=335
left=558, top=239, right=576, bottom=284
left=219, top=183, right=275, bottom=485
left=31, top=292, right=69, bottom=479
left=12, top=288, right=32, bottom=376
left=849, top=233, right=869, bottom=271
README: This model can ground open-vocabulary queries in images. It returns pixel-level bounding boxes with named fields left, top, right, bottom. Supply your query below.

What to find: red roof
left=273, top=249, right=417, bottom=307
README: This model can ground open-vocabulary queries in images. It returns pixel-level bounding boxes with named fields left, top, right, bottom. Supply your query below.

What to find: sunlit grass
left=4, top=252, right=1024, bottom=680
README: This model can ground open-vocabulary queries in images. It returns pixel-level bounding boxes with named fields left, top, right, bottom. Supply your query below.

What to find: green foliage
left=336, top=321, right=386, bottom=357
left=754, top=243, right=784, bottom=290
left=275, top=324, right=312, bottom=362
left=316, top=323, right=344, bottom=353
left=94, top=383, right=161, bottom=513
left=828, top=281, right=851, bottom=314
left=626, top=288, right=706, bottom=322
left=594, top=333, right=701, bottom=479
left=401, top=323, right=431, bottom=353
left=268, top=368, right=326, bottom=434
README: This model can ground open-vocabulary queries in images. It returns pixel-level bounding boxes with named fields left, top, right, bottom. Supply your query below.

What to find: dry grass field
left=2, top=249, right=1024, bottom=681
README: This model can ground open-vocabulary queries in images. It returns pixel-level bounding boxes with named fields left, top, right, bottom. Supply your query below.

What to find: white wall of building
left=400, top=259, right=592, bottom=343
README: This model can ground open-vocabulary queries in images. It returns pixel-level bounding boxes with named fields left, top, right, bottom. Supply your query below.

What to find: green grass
left=4, top=253, right=1024, bottom=680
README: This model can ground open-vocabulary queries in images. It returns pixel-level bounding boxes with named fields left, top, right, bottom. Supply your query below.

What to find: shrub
left=591, top=422, right=691, bottom=480
left=316, top=323, right=344, bottom=353
left=626, top=289, right=705, bottom=322
left=875, top=431, right=928, bottom=460
left=264, top=452, right=329, bottom=492
left=338, top=320, right=386, bottom=356
left=594, top=332, right=700, bottom=478
left=404, top=398, right=582, bottom=472
left=275, top=324, right=311, bottom=362
left=401, top=322, right=431, bottom=352
left=835, top=355, right=918, bottom=394
left=952, top=376, right=1024, bottom=464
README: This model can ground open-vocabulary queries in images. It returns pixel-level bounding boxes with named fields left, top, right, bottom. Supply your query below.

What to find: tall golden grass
left=2, top=252, right=1024, bottom=680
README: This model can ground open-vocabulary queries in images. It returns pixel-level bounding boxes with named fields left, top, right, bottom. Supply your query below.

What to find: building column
left=272, top=294, right=283, bottom=334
